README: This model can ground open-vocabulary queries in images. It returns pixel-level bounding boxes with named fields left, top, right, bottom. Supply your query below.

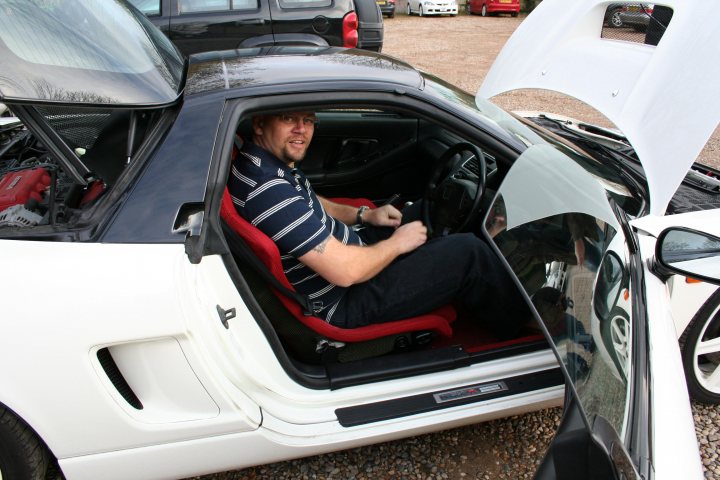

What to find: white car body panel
left=631, top=209, right=720, bottom=239
left=478, top=0, right=720, bottom=216
left=60, top=385, right=561, bottom=480
left=670, top=278, right=718, bottom=338
left=0, top=241, right=562, bottom=478
left=0, top=241, right=261, bottom=458
left=636, top=233, right=704, bottom=480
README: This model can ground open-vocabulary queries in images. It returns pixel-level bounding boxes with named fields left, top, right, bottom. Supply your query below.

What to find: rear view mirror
left=657, top=227, right=720, bottom=285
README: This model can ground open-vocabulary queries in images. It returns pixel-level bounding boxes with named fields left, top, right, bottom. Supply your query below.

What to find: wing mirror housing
left=656, top=227, right=720, bottom=286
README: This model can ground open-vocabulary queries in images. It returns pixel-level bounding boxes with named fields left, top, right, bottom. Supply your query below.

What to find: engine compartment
left=0, top=105, right=161, bottom=233
left=0, top=118, right=104, bottom=229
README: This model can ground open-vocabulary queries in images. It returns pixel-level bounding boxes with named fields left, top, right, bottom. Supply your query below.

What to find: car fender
left=669, top=277, right=719, bottom=338
left=632, top=210, right=720, bottom=338
left=0, top=240, right=260, bottom=460
left=637, top=234, right=704, bottom=479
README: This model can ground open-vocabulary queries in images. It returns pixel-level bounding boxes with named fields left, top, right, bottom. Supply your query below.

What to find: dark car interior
left=221, top=107, right=550, bottom=389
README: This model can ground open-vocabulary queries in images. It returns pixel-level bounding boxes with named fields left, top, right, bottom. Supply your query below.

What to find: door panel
left=304, top=111, right=433, bottom=201
left=169, top=0, right=272, bottom=55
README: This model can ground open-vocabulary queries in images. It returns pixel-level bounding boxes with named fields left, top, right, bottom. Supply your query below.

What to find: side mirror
left=656, top=227, right=720, bottom=285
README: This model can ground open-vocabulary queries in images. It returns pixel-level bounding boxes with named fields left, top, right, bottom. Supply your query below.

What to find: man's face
left=253, top=112, right=316, bottom=166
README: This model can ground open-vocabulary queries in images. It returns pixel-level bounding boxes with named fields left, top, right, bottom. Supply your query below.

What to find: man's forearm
left=318, top=196, right=358, bottom=225
left=299, top=221, right=427, bottom=287
left=301, top=236, right=402, bottom=287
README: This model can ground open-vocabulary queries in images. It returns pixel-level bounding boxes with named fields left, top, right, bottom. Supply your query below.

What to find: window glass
left=601, top=2, right=673, bottom=46
left=278, top=0, right=332, bottom=9
left=179, top=0, right=230, bottom=13
left=0, top=0, right=183, bottom=105
left=489, top=143, right=634, bottom=437
left=232, top=0, right=258, bottom=9
left=127, top=0, right=160, bottom=15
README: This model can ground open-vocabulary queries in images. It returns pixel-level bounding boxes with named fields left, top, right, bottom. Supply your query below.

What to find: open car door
left=483, top=142, right=718, bottom=479
left=479, top=0, right=719, bottom=477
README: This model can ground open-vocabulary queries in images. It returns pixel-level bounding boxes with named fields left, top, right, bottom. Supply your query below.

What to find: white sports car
left=406, top=0, right=458, bottom=16
left=0, top=1, right=718, bottom=479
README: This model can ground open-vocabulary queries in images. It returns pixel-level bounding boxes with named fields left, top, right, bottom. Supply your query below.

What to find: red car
left=467, top=0, right=520, bottom=16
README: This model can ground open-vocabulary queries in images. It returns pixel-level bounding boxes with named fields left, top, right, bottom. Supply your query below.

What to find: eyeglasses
left=276, top=114, right=317, bottom=127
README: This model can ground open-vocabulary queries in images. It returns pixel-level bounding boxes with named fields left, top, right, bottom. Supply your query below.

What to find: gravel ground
left=194, top=12, right=719, bottom=480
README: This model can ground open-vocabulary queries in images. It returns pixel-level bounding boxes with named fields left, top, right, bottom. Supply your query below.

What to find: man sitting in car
left=228, top=111, right=528, bottom=336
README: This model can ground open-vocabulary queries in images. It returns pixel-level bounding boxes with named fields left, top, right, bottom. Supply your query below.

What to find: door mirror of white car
left=657, top=227, right=720, bottom=285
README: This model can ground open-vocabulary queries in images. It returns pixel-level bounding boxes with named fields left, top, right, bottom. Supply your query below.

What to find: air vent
left=97, top=347, right=143, bottom=410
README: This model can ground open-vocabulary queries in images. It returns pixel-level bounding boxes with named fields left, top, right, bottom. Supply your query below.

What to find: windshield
left=0, top=0, right=184, bottom=106
left=423, top=75, right=645, bottom=217
left=423, top=74, right=547, bottom=148
left=488, top=144, right=636, bottom=438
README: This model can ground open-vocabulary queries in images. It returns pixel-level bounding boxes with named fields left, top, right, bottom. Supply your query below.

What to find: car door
left=301, top=110, right=427, bottom=200
left=479, top=2, right=719, bottom=474
left=484, top=143, right=707, bottom=479
left=167, top=0, right=272, bottom=55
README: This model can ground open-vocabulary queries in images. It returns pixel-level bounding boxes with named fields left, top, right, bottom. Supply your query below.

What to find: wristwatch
left=356, top=205, right=369, bottom=225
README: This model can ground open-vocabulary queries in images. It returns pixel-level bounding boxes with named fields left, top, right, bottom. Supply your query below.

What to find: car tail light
left=343, top=11, right=358, bottom=48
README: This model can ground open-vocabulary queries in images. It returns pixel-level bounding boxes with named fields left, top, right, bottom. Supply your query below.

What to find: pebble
left=694, top=401, right=720, bottom=479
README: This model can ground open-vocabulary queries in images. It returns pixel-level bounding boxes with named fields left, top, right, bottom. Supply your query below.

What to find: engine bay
left=0, top=105, right=161, bottom=233
left=0, top=118, right=103, bottom=229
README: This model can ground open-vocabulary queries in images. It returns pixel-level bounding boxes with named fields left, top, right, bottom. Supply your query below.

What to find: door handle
left=217, top=305, right=237, bottom=329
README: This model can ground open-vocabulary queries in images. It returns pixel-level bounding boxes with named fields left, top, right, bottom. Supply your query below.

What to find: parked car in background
left=605, top=3, right=654, bottom=30
left=0, top=1, right=717, bottom=479
left=127, top=0, right=373, bottom=55
left=355, top=0, right=384, bottom=51
left=406, top=0, right=458, bottom=16
left=376, top=0, right=395, bottom=17
left=467, top=0, right=520, bottom=17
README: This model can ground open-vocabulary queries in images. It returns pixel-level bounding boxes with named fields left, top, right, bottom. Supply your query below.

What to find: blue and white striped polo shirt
left=228, top=142, right=363, bottom=322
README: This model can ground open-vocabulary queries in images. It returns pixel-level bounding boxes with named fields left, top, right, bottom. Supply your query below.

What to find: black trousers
left=330, top=227, right=529, bottom=339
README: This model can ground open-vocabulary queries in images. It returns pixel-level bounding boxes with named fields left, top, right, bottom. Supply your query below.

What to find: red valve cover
left=0, top=168, right=51, bottom=211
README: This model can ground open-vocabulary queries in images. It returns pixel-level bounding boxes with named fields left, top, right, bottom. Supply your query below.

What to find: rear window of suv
left=179, top=0, right=259, bottom=13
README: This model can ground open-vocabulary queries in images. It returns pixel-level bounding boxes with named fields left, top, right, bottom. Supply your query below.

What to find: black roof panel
left=185, top=47, right=423, bottom=96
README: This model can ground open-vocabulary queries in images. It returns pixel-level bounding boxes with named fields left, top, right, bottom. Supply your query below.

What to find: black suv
left=128, top=0, right=382, bottom=55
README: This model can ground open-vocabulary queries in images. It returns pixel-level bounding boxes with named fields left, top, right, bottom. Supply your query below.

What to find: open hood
left=0, top=0, right=184, bottom=108
left=478, top=0, right=720, bottom=216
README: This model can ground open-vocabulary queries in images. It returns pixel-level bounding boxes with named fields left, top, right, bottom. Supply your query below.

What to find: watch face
left=357, top=205, right=369, bottom=224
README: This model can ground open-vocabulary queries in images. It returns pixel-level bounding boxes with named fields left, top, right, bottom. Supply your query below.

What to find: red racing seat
left=220, top=188, right=456, bottom=342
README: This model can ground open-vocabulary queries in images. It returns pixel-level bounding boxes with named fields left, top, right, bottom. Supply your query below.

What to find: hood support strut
left=11, top=105, right=91, bottom=186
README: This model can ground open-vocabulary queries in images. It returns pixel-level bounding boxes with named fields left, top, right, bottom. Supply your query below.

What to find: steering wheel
left=422, top=142, right=487, bottom=237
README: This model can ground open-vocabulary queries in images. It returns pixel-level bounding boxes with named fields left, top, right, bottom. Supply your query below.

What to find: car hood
left=0, top=0, right=184, bottom=107
left=478, top=0, right=720, bottom=216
